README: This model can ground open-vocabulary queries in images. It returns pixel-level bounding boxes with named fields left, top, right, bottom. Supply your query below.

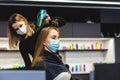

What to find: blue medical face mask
left=16, top=24, right=27, bottom=35
left=47, top=39, right=60, bottom=53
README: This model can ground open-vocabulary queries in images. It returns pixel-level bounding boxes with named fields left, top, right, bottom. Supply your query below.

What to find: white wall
left=0, top=38, right=24, bottom=69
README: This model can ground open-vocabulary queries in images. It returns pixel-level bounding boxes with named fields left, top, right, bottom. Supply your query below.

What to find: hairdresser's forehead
left=12, top=21, right=24, bottom=26
left=12, top=21, right=25, bottom=29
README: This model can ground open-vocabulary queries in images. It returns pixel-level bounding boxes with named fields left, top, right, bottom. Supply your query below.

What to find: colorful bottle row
left=13, top=65, right=25, bottom=69
left=69, top=64, right=86, bottom=73
left=61, top=43, right=103, bottom=50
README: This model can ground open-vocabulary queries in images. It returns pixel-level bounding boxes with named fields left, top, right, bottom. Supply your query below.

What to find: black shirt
left=19, top=31, right=39, bottom=66
left=34, top=50, right=69, bottom=80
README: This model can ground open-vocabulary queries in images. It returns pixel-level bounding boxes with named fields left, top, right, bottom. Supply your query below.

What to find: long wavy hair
left=7, top=13, right=35, bottom=49
left=31, top=27, right=59, bottom=67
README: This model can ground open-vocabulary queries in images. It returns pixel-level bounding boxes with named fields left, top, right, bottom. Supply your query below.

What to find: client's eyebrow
left=51, top=35, right=59, bottom=39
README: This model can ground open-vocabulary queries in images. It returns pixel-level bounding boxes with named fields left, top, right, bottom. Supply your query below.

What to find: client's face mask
left=16, top=24, right=27, bottom=35
left=47, top=39, right=60, bottom=53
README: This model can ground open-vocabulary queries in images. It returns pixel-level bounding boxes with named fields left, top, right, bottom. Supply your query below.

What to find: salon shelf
left=0, top=50, right=24, bottom=69
left=58, top=49, right=108, bottom=52
left=72, top=72, right=89, bottom=74
left=59, top=38, right=115, bottom=74
left=0, top=50, right=19, bottom=52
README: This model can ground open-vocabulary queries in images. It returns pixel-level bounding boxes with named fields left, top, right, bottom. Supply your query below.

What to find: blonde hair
left=7, top=13, right=35, bottom=49
left=31, top=27, right=59, bottom=67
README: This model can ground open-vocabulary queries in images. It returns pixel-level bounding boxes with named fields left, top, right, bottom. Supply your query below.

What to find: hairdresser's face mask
left=47, top=39, right=60, bottom=53
left=16, top=24, right=27, bottom=35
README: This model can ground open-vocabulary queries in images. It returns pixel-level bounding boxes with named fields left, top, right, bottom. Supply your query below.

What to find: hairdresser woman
left=7, top=10, right=50, bottom=67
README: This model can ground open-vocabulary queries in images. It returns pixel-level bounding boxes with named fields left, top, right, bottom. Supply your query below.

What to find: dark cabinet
left=115, top=38, right=120, bottom=63
left=60, top=23, right=101, bottom=38
left=101, top=9, right=120, bottom=23
left=72, top=23, right=101, bottom=38
left=0, top=22, right=8, bottom=37
left=59, top=23, right=73, bottom=38
left=101, top=9, right=120, bottom=38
